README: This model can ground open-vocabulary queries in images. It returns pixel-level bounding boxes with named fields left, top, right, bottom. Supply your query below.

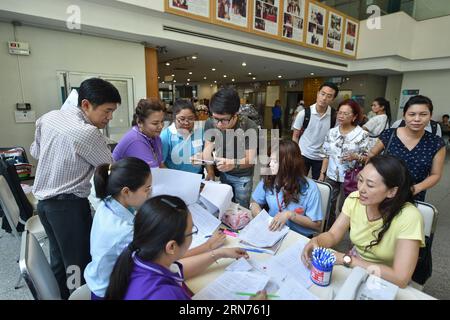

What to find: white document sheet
left=151, top=168, right=202, bottom=205
left=192, top=271, right=270, bottom=300
left=266, top=239, right=313, bottom=288
left=187, top=203, right=221, bottom=249
left=199, top=181, right=233, bottom=216
left=225, top=257, right=253, bottom=272
left=276, top=279, right=319, bottom=300
left=238, top=210, right=289, bottom=248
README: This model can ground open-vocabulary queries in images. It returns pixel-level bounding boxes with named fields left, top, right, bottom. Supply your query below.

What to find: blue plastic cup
left=310, top=257, right=333, bottom=287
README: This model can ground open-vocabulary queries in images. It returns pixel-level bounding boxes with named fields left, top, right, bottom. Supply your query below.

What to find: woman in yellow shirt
left=302, top=155, right=425, bottom=288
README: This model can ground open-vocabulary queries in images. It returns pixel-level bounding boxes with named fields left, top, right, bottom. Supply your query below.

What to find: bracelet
left=211, top=250, right=219, bottom=264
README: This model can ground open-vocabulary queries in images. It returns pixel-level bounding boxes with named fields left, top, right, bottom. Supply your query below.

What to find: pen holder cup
left=310, top=258, right=333, bottom=287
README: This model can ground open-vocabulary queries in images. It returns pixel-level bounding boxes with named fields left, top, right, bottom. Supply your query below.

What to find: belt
left=48, top=194, right=82, bottom=200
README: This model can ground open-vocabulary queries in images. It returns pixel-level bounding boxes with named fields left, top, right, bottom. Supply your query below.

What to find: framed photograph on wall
left=214, top=0, right=249, bottom=28
left=166, top=0, right=211, bottom=21
left=305, top=1, right=327, bottom=48
left=281, top=0, right=306, bottom=43
left=253, top=0, right=280, bottom=36
left=343, top=18, right=359, bottom=56
left=325, top=10, right=343, bottom=52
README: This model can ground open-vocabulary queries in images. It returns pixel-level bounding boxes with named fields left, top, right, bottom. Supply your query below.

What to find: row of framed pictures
left=166, top=0, right=359, bottom=58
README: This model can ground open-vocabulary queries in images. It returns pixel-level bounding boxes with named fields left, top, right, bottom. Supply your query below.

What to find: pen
left=243, top=248, right=265, bottom=253
left=204, top=235, right=212, bottom=238
left=235, top=292, right=279, bottom=298
left=222, top=229, right=237, bottom=237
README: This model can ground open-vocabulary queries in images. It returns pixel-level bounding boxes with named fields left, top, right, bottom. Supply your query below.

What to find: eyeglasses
left=212, top=115, right=234, bottom=125
left=176, top=117, right=196, bottom=124
left=185, top=224, right=198, bottom=238
left=337, top=111, right=353, bottom=117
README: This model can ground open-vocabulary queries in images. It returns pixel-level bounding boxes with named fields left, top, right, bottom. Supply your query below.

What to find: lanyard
left=132, top=252, right=184, bottom=283
left=275, top=191, right=285, bottom=213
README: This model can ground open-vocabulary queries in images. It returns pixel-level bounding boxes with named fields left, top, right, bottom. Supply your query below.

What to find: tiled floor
left=1, top=146, right=449, bottom=300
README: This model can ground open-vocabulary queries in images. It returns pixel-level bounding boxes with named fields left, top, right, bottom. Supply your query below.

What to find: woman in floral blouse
left=319, top=99, right=369, bottom=230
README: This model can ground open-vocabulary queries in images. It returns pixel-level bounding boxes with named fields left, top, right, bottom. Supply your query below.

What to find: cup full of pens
left=310, top=247, right=336, bottom=287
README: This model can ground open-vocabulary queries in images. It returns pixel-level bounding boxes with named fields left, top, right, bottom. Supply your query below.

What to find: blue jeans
left=219, top=173, right=253, bottom=209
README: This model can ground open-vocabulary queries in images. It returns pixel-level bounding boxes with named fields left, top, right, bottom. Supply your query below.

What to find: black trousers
left=272, top=118, right=282, bottom=130
left=302, top=156, right=323, bottom=180
left=37, top=196, right=92, bottom=299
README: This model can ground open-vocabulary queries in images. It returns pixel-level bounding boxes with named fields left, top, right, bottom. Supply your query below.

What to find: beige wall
left=0, top=22, right=146, bottom=166
left=385, top=75, right=403, bottom=122
left=197, top=84, right=217, bottom=101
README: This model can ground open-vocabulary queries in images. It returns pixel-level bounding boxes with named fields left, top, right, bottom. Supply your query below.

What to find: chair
left=411, top=201, right=438, bottom=290
left=19, top=230, right=61, bottom=300
left=68, top=284, right=91, bottom=300
left=0, top=175, right=45, bottom=241
left=313, top=180, right=332, bottom=233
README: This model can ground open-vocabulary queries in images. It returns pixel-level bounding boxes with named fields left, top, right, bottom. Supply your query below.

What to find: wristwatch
left=343, top=254, right=352, bottom=268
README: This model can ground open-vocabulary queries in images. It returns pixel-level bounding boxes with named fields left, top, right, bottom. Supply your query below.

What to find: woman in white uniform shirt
left=363, top=97, right=391, bottom=148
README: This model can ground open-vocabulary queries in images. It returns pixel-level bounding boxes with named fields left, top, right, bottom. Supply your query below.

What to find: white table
left=186, top=230, right=436, bottom=300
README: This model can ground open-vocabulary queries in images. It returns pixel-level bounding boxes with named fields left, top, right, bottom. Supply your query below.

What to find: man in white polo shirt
left=292, top=82, right=339, bottom=179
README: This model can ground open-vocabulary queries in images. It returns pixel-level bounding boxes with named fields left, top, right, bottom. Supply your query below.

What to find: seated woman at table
left=250, top=140, right=323, bottom=238
left=104, top=195, right=263, bottom=300
left=302, top=155, right=425, bottom=288
left=85, top=158, right=225, bottom=299
left=113, top=98, right=165, bottom=168
left=160, top=99, right=204, bottom=174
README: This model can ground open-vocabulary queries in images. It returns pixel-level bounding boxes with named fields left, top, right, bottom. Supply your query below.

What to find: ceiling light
left=189, top=71, right=193, bottom=75
left=165, top=62, right=170, bottom=66
left=210, top=84, right=213, bottom=87
left=214, top=80, right=217, bottom=83
left=187, top=83, right=190, bottom=85
left=171, top=74, right=175, bottom=77
left=212, top=68, right=216, bottom=71
left=223, top=75, right=227, bottom=78
left=248, top=72, right=252, bottom=75
left=158, top=76, right=160, bottom=79
left=252, top=77, right=256, bottom=80
left=187, top=79, right=191, bottom=81
left=268, top=82, right=271, bottom=85
left=346, top=77, right=350, bottom=81
left=192, top=55, right=197, bottom=59
left=242, top=62, right=247, bottom=66
left=310, top=72, right=315, bottom=76
left=203, top=76, right=207, bottom=80
left=277, top=75, right=282, bottom=78
left=173, top=80, right=177, bottom=83
left=232, top=78, right=235, bottom=82
left=162, top=81, right=165, bottom=84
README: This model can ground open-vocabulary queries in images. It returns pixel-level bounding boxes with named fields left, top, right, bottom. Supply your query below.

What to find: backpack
left=299, top=106, right=336, bottom=136
left=399, top=119, right=439, bottom=135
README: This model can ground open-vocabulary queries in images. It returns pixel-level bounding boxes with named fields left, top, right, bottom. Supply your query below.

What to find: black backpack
left=299, top=106, right=336, bottom=136
left=399, top=119, right=439, bottom=135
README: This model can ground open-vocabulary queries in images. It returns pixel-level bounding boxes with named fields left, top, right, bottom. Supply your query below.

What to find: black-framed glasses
left=212, top=115, right=234, bottom=125
left=185, top=224, right=198, bottom=238
left=176, top=117, right=196, bottom=124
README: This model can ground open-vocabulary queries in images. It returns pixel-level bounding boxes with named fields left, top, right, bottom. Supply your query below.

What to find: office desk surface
left=186, top=231, right=436, bottom=300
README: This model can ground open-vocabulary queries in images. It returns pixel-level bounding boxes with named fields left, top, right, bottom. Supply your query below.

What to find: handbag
left=221, top=203, right=252, bottom=231
left=343, top=165, right=363, bottom=197
left=412, top=235, right=433, bottom=285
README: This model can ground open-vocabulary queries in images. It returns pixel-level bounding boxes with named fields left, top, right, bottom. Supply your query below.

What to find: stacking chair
left=19, top=230, right=61, bottom=300
left=313, top=180, right=332, bottom=233
left=411, top=201, right=438, bottom=290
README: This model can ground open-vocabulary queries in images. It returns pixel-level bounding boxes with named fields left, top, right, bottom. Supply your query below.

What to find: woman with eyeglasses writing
left=160, top=99, right=204, bottom=174
left=319, top=99, right=370, bottom=230
left=113, top=98, right=165, bottom=168
left=105, top=195, right=256, bottom=300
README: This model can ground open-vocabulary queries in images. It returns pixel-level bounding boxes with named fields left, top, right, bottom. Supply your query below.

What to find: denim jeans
left=219, top=172, right=253, bottom=209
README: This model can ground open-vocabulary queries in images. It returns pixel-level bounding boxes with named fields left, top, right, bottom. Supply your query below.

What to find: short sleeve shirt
left=379, top=128, right=445, bottom=201
left=251, top=178, right=323, bottom=237
left=342, top=191, right=425, bottom=266
left=204, top=115, right=258, bottom=177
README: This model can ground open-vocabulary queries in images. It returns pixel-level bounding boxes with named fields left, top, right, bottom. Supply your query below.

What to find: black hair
left=132, top=98, right=166, bottom=126
left=319, top=82, right=339, bottom=98
left=363, top=155, right=415, bottom=252
left=373, top=97, right=392, bottom=125
left=77, top=78, right=121, bottom=108
left=172, top=99, right=196, bottom=117
left=403, top=95, right=433, bottom=116
left=442, top=114, right=449, bottom=119
left=209, top=87, right=240, bottom=115
left=104, top=195, right=190, bottom=300
left=94, top=157, right=151, bottom=200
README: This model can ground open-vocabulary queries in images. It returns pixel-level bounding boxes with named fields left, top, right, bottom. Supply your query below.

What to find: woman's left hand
left=341, top=153, right=356, bottom=162
left=215, top=157, right=235, bottom=172
left=269, top=211, right=291, bottom=231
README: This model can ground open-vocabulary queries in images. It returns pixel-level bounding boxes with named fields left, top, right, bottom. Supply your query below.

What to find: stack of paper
left=192, top=271, right=270, bottom=300
left=238, top=210, right=289, bottom=248
left=198, top=181, right=233, bottom=217
left=151, top=168, right=202, bottom=205
left=187, top=203, right=221, bottom=249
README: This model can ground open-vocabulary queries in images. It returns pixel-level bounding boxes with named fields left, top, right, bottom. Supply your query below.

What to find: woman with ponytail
left=84, top=157, right=152, bottom=299
left=105, top=195, right=256, bottom=300
left=302, top=155, right=425, bottom=288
